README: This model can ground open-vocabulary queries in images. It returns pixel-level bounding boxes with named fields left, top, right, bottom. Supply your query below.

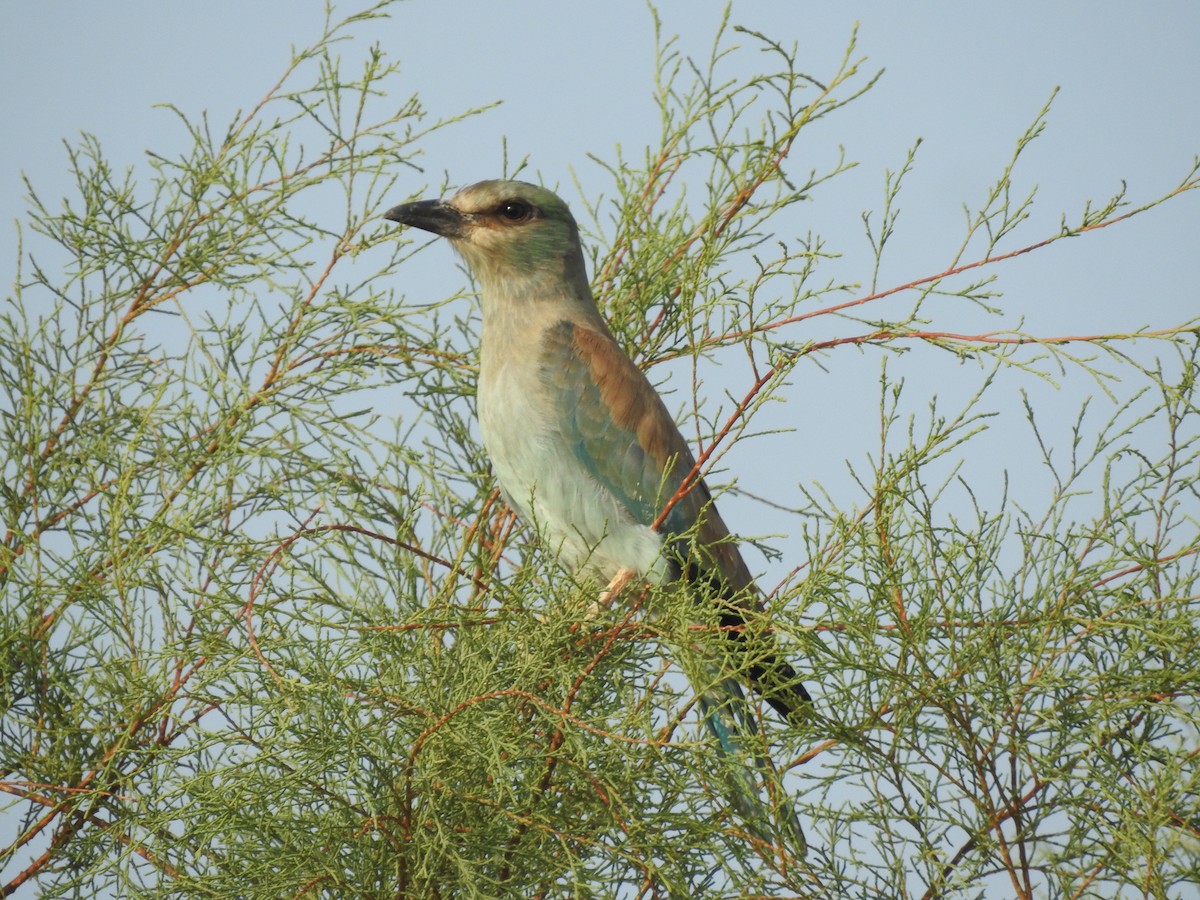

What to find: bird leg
left=600, top=567, right=639, bottom=606
left=590, top=567, right=639, bottom=616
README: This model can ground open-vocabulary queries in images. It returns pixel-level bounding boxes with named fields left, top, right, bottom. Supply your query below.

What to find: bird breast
left=476, top=329, right=667, bottom=583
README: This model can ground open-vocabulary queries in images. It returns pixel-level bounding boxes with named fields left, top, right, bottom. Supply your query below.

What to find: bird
left=385, top=179, right=810, bottom=853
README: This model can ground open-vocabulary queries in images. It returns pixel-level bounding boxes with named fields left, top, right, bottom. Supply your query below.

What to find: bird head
left=385, top=180, right=590, bottom=298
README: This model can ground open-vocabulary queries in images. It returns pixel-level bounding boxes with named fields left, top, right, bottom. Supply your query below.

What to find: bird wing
left=539, top=319, right=752, bottom=585
left=542, top=318, right=810, bottom=710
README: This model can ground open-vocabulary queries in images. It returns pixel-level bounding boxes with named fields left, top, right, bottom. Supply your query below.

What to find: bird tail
left=687, top=654, right=807, bottom=857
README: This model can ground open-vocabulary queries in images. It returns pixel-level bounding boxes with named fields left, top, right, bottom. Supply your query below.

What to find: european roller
left=385, top=180, right=809, bottom=853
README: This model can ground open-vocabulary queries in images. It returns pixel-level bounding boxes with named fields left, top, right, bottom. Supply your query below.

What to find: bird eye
left=497, top=200, right=533, bottom=222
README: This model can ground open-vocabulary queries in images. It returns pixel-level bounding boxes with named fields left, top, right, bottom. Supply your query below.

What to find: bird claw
left=591, top=567, right=638, bottom=616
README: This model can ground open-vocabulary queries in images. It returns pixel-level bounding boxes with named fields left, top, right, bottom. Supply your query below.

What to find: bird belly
left=477, top=366, right=666, bottom=583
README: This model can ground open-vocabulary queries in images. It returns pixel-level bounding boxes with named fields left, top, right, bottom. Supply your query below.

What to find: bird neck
left=476, top=254, right=601, bottom=332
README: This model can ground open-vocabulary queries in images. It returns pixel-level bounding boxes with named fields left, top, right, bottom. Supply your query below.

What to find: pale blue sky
left=5, top=1, right=1196, bottom=522
left=5, top=3, right=1198, bottom=311
left=2, top=3, right=1198, bottom=891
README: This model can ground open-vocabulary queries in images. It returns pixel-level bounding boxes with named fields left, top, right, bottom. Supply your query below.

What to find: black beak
left=383, top=199, right=467, bottom=239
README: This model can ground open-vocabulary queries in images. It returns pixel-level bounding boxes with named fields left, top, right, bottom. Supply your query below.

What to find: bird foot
left=590, top=567, right=638, bottom=616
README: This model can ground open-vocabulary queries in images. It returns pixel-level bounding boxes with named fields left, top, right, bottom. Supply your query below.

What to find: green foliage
left=2, top=3, right=1198, bottom=897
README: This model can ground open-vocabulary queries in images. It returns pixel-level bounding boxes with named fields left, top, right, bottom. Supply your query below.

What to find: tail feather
left=673, top=552, right=811, bottom=721
left=666, top=541, right=809, bottom=853
left=688, top=655, right=807, bottom=856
